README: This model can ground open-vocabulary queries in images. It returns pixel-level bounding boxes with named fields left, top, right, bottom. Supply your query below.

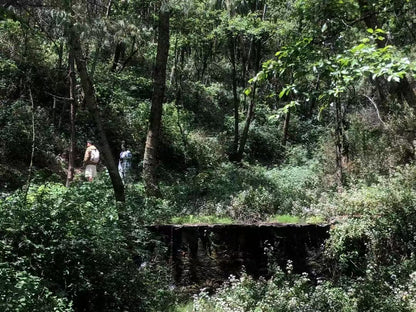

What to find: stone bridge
left=149, top=223, right=330, bottom=287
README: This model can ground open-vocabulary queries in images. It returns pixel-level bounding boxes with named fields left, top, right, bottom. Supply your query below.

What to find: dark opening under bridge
left=149, top=223, right=330, bottom=287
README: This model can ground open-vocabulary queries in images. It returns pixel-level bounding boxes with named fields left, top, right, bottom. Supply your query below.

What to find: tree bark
left=66, top=52, right=76, bottom=187
left=24, top=88, right=36, bottom=201
left=173, top=44, right=188, bottom=159
left=142, top=8, right=170, bottom=196
left=235, top=84, right=256, bottom=162
left=228, top=33, right=240, bottom=161
left=68, top=26, right=125, bottom=202
left=234, top=39, right=262, bottom=162
left=335, top=98, right=344, bottom=190
left=111, top=41, right=126, bottom=72
left=282, top=108, right=291, bottom=146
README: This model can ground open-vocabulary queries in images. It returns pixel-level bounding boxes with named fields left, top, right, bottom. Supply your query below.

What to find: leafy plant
left=0, top=263, right=72, bottom=312
left=0, top=180, right=176, bottom=311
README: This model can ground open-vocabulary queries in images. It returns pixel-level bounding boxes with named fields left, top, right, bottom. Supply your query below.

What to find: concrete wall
left=149, top=223, right=330, bottom=287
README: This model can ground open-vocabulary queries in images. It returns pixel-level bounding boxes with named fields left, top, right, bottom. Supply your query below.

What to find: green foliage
left=313, top=164, right=416, bottom=278
left=0, top=180, right=175, bottom=311
left=162, top=161, right=319, bottom=222
left=0, top=56, right=19, bottom=98
left=244, top=106, right=284, bottom=163
left=0, top=263, right=72, bottom=312
left=0, top=99, right=31, bottom=153
left=191, top=262, right=416, bottom=312
left=160, top=102, right=226, bottom=170
left=178, top=82, right=227, bottom=131
left=192, top=269, right=360, bottom=312
left=345, top=113, right=398, bottom=183
left=185, top=130, right=227, bottom=168
left=2, top=1, right=416, bottom=310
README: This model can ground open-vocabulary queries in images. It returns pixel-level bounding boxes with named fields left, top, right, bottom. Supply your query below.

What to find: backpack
left=90, top=148, right=100, bottom=164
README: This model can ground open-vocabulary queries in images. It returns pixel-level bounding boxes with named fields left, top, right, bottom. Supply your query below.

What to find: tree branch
left=364, top=95, right=386, bottom=127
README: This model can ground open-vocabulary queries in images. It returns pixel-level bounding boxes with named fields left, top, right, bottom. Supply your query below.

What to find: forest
left=1, top=0, right=416, bottom=311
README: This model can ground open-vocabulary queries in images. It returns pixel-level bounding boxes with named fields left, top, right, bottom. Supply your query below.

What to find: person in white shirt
left=118, top=144, right=132, bottom=184
left=83, top=140, right=100, bottom=182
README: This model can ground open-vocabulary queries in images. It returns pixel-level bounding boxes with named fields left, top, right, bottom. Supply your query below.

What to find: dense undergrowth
left=0, top=180, right=176, bottom=311
left=2, top=0, right=416, bottom=310
left=2, top=157, right=416, bottom=310
left=2, top=103, right=416, bottom=310
left=182, top=163, right=416, bottom=311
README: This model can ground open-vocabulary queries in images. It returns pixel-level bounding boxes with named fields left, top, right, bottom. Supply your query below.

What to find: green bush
left=162, top=161, right=319, bottom=221
left=191, top=264, right=416, bottom=312
left=192, top=269, right=359, bottom=312
left=0, top=179, right=175, bottom=312
left=309, top=164, right=416, bottom=281
left=336, top=110, right=416, bottom=185
left=0, top=263, right=72, bottom=312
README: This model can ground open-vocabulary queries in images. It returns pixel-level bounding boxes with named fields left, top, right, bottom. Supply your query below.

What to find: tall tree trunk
left=228, top=34, right=240, bottom=161
left=66, top=52, right=76, bottom=187
left=68, top=26, right=125, bottom=202
left=143, top=8, right=170, bottom=196
left=335, top=98, right=344, bottom=190
left=234, top=39, right=262, bottom=162
left=106, top=0, right=113, bottom=17
left=173, top=44, right=188, bottom=159
left=236, top=84, right=257, bottom=162
left=282, top=108, right=291, bottom=146
left=24, top=88, right=36, bottom=201
left=111, top=41, right=126, bottom=72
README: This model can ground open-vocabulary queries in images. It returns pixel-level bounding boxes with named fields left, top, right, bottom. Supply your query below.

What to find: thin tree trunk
left=24, top=88, right=36, bottom=201
left=143, top=8, right=170, bottom=196
left=57, top=41, right=64, bottom=69
left=111, top=41, right=126, bottom=72
left=335, top=98, right=343, bottom=191
left=52, top=97, right=56, bottom=126
left=106, top=0, right=113, bottom=17
left=119, top=36, right=138, bottom=72
left=282, top=108, right=291, bottom=146
left=66, top=52, right=76, bottom=187
left=229, top=34, right=240, bottom=160
left=68, top=26, right=125, bottom=202
left=236, top=84, right=257, bottom=161
left=173, top=44, right=188, bottom=158
left=242, top=37, right=253, bottom=112
left=235, top=39, right=262, bottom=162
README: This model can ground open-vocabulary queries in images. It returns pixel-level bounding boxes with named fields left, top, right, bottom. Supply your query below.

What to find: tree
left=143, top=4, right=170, bottom=196
left=223, top=3, right=272, bottom=162
left=65, top=52, right=76, bottom=187
left=67, top=23, right=125, bottom=202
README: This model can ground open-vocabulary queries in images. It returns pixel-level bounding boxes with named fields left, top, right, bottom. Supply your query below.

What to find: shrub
left=0, top=263, right=72, bottom=312
left=0, top=179, right=175, bottom=311
left=192, top=269, right=359, bottom=312
left=192, top=265, right=415, bottom=312
left=311, top=164, right=416, bottom=279
left=162, top=161, right=320, bottom=221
